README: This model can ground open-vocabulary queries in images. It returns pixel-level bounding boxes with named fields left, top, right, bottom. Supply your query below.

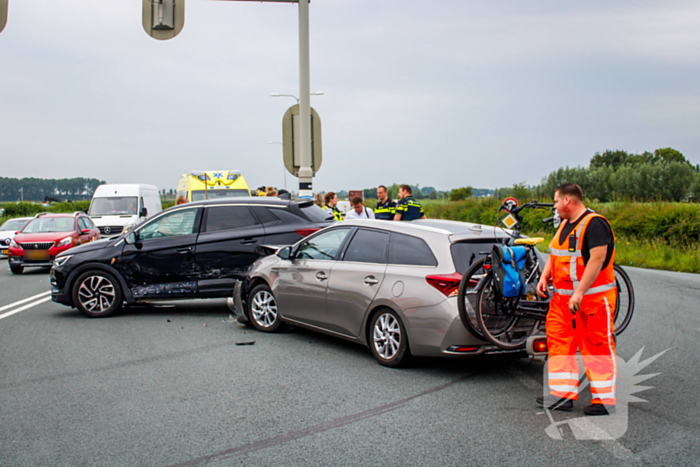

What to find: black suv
left=50, top=197, right=333, bottom=317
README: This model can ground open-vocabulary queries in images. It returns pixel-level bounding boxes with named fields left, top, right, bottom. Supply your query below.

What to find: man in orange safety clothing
left=536, top=183, right=617, bottom=416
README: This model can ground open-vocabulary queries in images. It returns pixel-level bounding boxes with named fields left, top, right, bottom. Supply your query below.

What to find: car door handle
left=364, top=276, right=379, bottom=286
left=316, top=272, right=328, bottom=282
left=176, top=247, right=192, bottom=254
left=241, top=238, right=258, bottom=245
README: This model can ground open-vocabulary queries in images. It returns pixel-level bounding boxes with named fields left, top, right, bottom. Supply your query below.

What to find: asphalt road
left=0, top=262, right=698, bottom=466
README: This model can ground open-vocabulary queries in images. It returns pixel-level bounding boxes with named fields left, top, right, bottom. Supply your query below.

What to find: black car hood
left=60, top=238, right=118, bottom=256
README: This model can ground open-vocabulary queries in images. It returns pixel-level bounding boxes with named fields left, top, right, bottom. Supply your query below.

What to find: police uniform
left=326, top=205, right=343, bottom=221
left=546, top=211, right=617, bottom=407
left=375, top=199, right=397, bottom=220
left=394, top=196, right=424, bottom=221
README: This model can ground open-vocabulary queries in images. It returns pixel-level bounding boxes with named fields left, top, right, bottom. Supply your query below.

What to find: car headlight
left=57, top=236, right=74, bottom=247
left=10, top=239, right=19, bottom=249
left=53, top=255, right=73, bottom=268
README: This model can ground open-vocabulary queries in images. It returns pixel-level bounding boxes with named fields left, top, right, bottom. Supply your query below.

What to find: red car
left=8, top=212, right=100, bottom=274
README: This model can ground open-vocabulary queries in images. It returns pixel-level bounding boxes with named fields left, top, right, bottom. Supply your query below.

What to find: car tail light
left=533, top=338, right=548, bottom=353
left=426, top=272, right=462, bottom=297
left=446, top=345, right=479, bottom=353
left=295, top=228, right=319, bottom=237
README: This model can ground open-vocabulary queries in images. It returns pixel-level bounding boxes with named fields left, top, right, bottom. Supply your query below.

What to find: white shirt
left=344, top=206, right=375, bottom=220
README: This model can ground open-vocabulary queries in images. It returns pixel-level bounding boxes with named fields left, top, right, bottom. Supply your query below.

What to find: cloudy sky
left=1, top=0, right=699, bottom=194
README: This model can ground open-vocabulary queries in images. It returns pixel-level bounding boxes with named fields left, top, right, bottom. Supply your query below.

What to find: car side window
left=296, top=228, right=350, bottom=261
left=77, top=218, right=88, bottom=231
left=389, top=233, right=438, bottom=267
left=204, top=206, right=259, bottom=232
left=138, top=208, right=198, bottom=240
left=250, top=206, right=280, bottom=225
left=343, top=229, right=389, bottom=264
left=84, top=218, right=96, bottom=229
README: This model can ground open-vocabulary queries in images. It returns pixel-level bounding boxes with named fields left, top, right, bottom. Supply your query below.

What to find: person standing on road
left=536, top=183, right=617, bottom=416
left=393, top=185, right=426, bottom=221
left=375, top=185, right=396, bottom=221
left=324, top=192, right=343, bottom=221
left=345, top=196, right=375, bottom=220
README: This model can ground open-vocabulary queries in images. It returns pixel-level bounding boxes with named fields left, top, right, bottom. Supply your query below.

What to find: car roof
left=33, top=213, right=81, bottom=218
left=179, top=197, right=312, bottom=208
left=338, top=219, right=512, bottom=242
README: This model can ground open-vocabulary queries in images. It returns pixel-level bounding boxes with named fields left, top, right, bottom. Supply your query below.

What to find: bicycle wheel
left=474, top=269, right=541, bottom=350
left=612, top=264, right=635, bottom=336
left=457, top=257, right=489, bottom=339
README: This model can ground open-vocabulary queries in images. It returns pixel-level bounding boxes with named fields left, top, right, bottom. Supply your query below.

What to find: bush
left=1, top=201, right=91, bottom=219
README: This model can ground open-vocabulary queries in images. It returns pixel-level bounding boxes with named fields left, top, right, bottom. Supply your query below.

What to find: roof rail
left=34, top=212, right=49, bottom=218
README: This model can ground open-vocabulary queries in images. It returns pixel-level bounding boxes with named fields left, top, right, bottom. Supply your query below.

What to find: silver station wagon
left=234, top=219, right=523, bottom=367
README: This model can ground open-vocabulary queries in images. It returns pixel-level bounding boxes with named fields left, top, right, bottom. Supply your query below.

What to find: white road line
left=0, top=291, right=51, bottom=313
left=0, top=296, right=52, bottom=321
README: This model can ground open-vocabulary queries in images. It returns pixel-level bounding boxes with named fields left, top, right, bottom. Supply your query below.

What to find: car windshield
left=22, top=217, right=75, bottom=233
left=90, top=197, right=138, bottom=216
left=1, top=219, right=30, bottom=232
left=191, top=189, right=249, bottom=201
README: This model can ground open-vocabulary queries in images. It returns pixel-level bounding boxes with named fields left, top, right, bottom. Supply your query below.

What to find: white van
left=88, top=184, right=162, bottom=238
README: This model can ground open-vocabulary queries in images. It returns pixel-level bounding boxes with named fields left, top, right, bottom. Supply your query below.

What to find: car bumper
left=402, top=298, right=531, bottom=358
left=50, top=268, right=73, bottom=306
left=8, top=255, right=54, bottom=268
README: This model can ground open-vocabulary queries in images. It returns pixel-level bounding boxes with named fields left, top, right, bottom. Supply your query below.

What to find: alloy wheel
left=373, top=313, right=401, bottom=360
left=251, top=290, right=278, bottom=328
left=78, top=275, right=116, bottom=313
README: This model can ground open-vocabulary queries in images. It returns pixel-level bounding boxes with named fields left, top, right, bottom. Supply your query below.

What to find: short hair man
left=393, top=185, right=426, bottom=221
left=535, top=183, right=618, bottom=416
left=345, top=196, right=375, bottom=220
left=375, top=185, right=396, bottom=221
left=324, top=192, right=342, bottom=221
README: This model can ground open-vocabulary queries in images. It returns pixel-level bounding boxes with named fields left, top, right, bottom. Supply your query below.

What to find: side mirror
left=140, top=207, right=148, bottom=218
left=277, top=246, right=292, bottom=260
left=80, top=229, right=91, bottom=235
left=125, top=231, right=137, bottom=244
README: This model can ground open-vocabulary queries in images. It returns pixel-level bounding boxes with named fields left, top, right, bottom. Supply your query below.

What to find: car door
left=195, top=205, right=266, bottom=297
left=325, top=228, right=390, bottom=337
left=119, top=207, right=201, bottom=291
left=274, top=227, right=352, bottom=327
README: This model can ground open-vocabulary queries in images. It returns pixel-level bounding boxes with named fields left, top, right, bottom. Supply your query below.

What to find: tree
left=511, top=182, right=531, bottom=202
left=450, top=186, right=473, bottom=201
left=590, top=150, right=631, bottom=169
left=429, top=190, right=437, bottom=200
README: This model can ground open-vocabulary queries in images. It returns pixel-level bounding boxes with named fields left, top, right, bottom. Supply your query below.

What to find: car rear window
left=205, top=206, right=259, bottom=232
left=299, top=204, right=333, bottom=222
left=343, top=229, right=389, bottom=264
left=451, top=240, right=499, bottom=274
left=388, top=233, right=437, bottom=267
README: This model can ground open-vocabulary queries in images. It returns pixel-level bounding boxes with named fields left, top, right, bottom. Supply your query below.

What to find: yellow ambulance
left=176, top=170, right=251, bottom=204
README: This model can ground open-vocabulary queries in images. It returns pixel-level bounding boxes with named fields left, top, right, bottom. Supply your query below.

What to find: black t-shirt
left=557, top=210, right=615, bottom=269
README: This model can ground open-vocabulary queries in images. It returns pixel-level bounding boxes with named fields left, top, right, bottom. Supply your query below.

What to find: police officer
left=375, top=185, right=396, bottom=221
left=394, top=185, right=426, bottom=221
left=536, top=183, right=617, bottom=416
left=324, top=192, right=343, bottom=221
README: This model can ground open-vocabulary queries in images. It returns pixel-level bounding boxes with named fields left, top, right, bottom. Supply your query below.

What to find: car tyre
left=369, top=309, right=410, bottom=367
left=72, top=270, right=123, bottom=318
left=10, top=265, right=24, bottom=275
left=248, top=283, right=284, bottom=333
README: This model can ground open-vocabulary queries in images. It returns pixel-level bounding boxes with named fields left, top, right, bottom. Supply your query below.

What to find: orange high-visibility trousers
left=546, top=291, right=617, bottom=405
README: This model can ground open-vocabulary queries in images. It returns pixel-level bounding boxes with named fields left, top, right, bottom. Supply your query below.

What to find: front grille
left=2, top=238, right=9, bottom=246
left=20, top=242, right=54, bottom=250
left=98, top=226, right=124, bottom=235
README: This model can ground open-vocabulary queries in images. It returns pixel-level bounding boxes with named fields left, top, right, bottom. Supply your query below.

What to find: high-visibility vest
left=548, top=212, right=616, bottom=302
left=375, top=199, right=396, bottom=220
left=326, top=205, right=343, bottom=221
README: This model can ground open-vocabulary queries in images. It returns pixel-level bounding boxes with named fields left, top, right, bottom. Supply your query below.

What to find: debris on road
left=235, top=341, right=256, bottom=346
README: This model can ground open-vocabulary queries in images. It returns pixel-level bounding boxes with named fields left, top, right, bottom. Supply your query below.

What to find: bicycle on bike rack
left=457, top=200, right=635, bottom=350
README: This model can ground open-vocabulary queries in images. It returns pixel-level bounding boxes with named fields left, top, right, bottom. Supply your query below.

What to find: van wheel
left=10, top=266, right=24, bottom=275
left=248, top=284, right=284, bottom=332
left=72, top=270, right=123, bottom=318
left=369, top=309, right=410, bottom=367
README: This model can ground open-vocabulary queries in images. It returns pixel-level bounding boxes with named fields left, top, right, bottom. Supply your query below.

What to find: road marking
left=0, top=292, right=52, bottom=321
left=0, top=291, right=51, bottom=313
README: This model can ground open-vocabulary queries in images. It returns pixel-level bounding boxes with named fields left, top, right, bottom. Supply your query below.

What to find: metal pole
left=297, top=0, right=313, bottom=198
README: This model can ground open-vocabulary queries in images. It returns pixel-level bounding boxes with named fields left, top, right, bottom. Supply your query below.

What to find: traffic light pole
left=297, top=0, right=313, bottom=199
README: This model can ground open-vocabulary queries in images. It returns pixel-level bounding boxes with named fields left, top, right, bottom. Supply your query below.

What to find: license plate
left=1, top=249, right=7, bottom=255
left=24, top=250, right=50, bottom=261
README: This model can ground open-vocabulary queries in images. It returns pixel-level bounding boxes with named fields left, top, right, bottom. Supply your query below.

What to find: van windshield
left=89, top=197, right=138, bottom=216
left=191, top=189, right=249, bottom=201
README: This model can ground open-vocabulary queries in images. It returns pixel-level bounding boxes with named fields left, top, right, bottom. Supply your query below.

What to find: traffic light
left=1, top=0, right=8, bottom=34
left=142, top=0, right=185, bottom=40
